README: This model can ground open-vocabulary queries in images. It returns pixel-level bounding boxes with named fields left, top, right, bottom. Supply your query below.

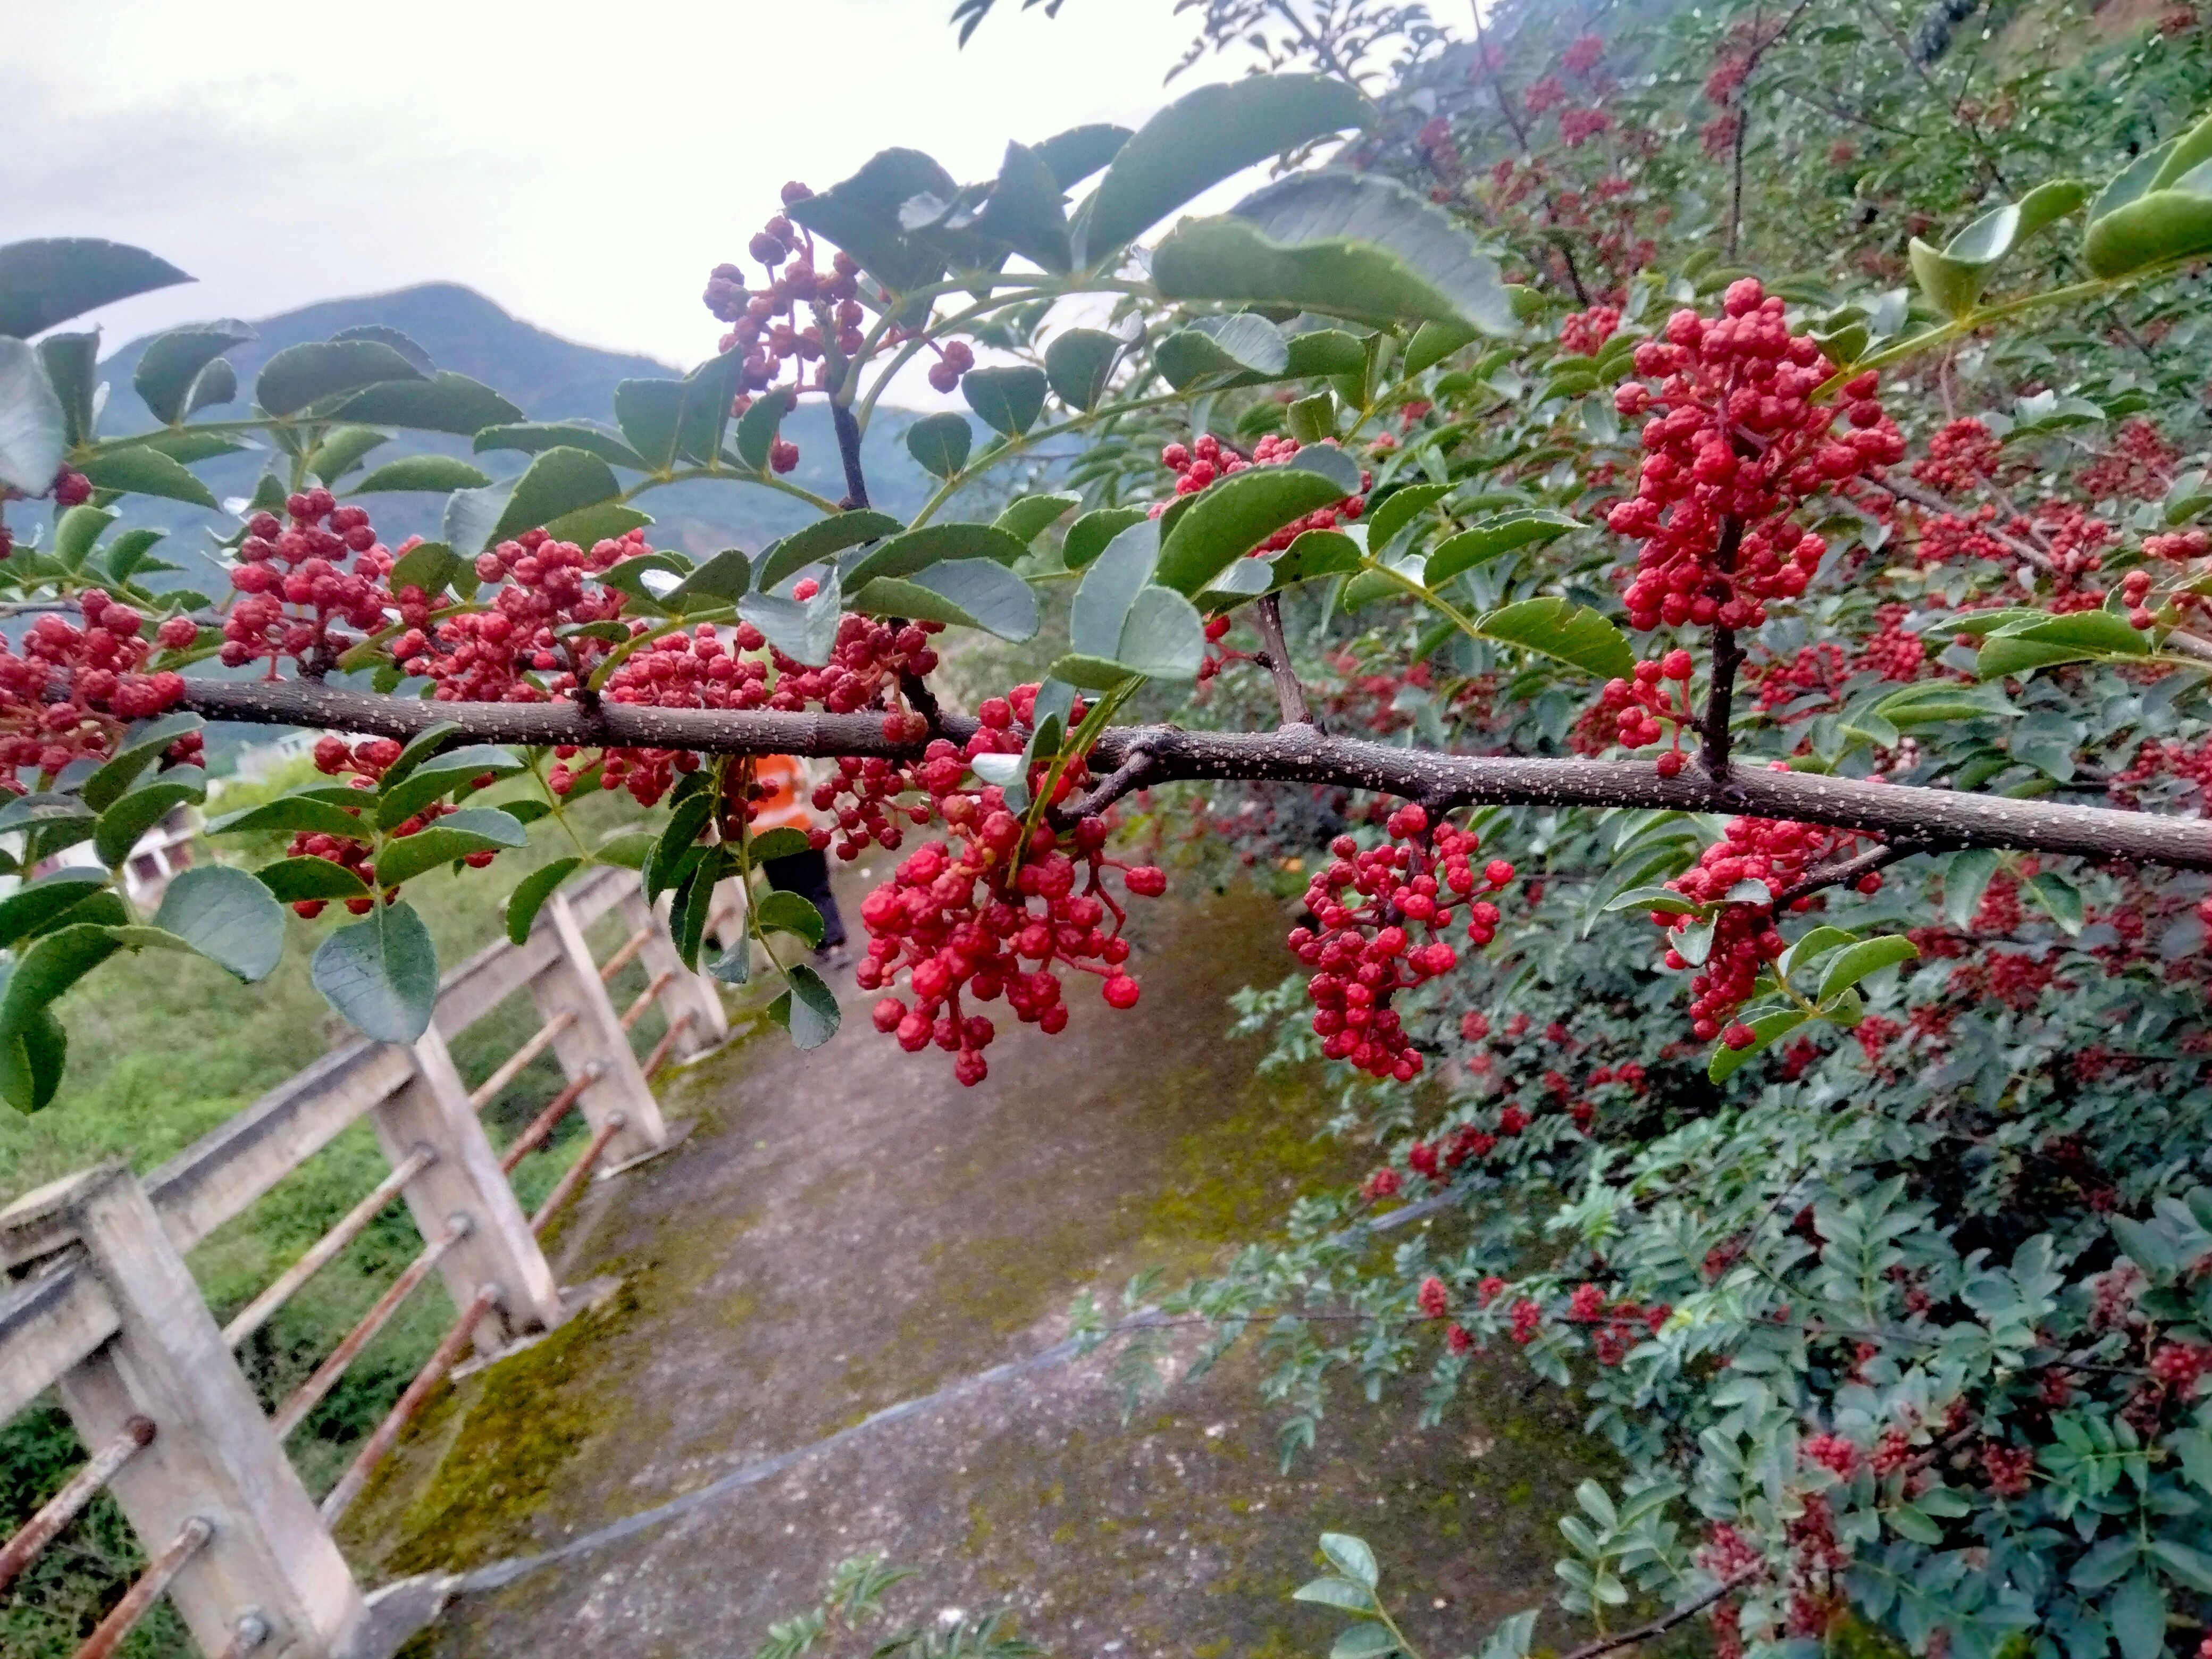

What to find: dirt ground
left=339, top=875, right=1605, bottom=1659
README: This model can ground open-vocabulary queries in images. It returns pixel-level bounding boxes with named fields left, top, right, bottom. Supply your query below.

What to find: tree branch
left=1556, top=1572, right=1757, bottom=1659
left=1249, top=594, right=1317, bottom=728
left=1702, top=516, right=1747, bottom=779
left=830, top=400, right=872, bottom=510
left=1773, top=836, right=1947, bottom=909
left=174, top=678, right=2212, bottom=872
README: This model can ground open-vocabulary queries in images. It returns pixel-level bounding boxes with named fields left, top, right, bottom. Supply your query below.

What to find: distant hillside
left=48, top=282, right=938, bottom=574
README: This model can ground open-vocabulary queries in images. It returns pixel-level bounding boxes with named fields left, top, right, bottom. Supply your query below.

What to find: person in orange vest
left=749, top=755, right=849, bottom=964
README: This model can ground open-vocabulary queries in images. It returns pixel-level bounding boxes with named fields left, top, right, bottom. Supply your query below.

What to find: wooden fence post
left=372, top=1028, right=563, bottom=1355
left=3, top=1163, right=364, bottom=1658
left=618, top=886, right=728, bottom=1063
left=527, top=890, right=666, bottom=1164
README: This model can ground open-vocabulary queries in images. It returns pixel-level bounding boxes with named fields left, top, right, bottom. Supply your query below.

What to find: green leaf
left=1977, top=609, right=2150, bottom=680
left=746, top=827, right=814, bottom=865
left=1873, top=680, right=2016, bottom=726
left=1707, top=1008, right=1810, bottom=1082
left=311, top=899, right=439, bottom=1043
left=1604, top=886, right=1702, bottom=917
left=664, top=547, right=752, bottom=613
left=1285, top=391, right=1336, bottom=443
left=1156, top=467, right=1348, bottom=594
left=2151, top=1538, right=2212, bottom=1594
left=2152, top=109, right=2212, bottom=193
left=994, top=491, right=1079, bottom=546
left=1206, top=170, right=1514, bottom=333
left=961, top=366, right=1050, bottom=438
left=542, top=501, right=652, bottom=547
left=1034, top=123, right=1130, bottom=188
left=596, top=829, right=655, bottom=870
left=474, top=420, right=649, bottom=471
left=613, top=376, right=691, bottom=471
left=93, top=775, right=204, bottom=869
left=0, top=337, right=67, bottom=496
left=207, top=792, right=372, bottom=841
left=379, top=722, right=464, bottom=790
left=1909, top=203, right=2020, bottom=317
left=1318, top=1533, right=1379, bottom=1591
left=739, top=567, right=843, bottom=665
left=38, top=333, right=98, bottom=450
left=74, top=446, right=221, bottom=510
left=353, top=455, right=492, bottom=494
left=1475, top=1611, right=1540, bottom=1659
left=756, top=890, right=826, bottom=949
left=905, top=411, right=974, bottom=479
left=1367, top=483, right=1453, bottom=552
left=1289, top=1577, right=1375, bottom=1613
left=1064, top=506, right=1150, bottom=569
left=976, top=141, right=1074, bottom=273
left=52, top=505, right=116, bottom=572
left=306, top=425, right=390, bottom=485
left=844, top=523, right=1029, bottom=588
left=375, top=744, right=526, bottom=829
left=1477, top=597, right=1635, bottom=681
left=1070, top=520, right=1161, bottom=658
left=1077, top=75, right=1372, bottom=262
left=372, top=808, right=529, bottom=889
left=0, top=794, right=96, bottom=837
left=851, top=558, right=1039, bottom=641
left=753, top=510, right=903, bottom=593
left=2085, top=183, right=2212, bottom=279
left=1329, top=1627, right=1397, bottom=1659
left=1777, top=924, right=1857, bottom=977
left=506, top=856, right=583, bottom=945
left=787, top=148, right=959, bottom=294
left=1157, top=314, right=1293, bottom=389
left=388, top=540, right=464, bottom=600
left=770, top=961, right=841, bottom=1050
left=81, top=713, right=202, bottom=812
left=1271, top=529, right=1362, bottom=588
left=255, top=339, right=426, bottom=417
left=2109, top=1571, right=2166, bottom=1659
left=98, top=526, right=173, bottom=585
left=322, top=371, right=522, bottom=436
left=0, top=875, right=111, bottom=952
left=489, top=446, right=622, bottom=544
left=2025, top=871, right=2085, bottom=935
left=151, top=866, right=284, bottom=981
left=1404, top=319, right=1482, bottom=377
left=1044, top=329, right=1122, bottom=411
left=1817, top=935, right=1918, bottom=1003
left=734, top=387, right=799, bottom=471
left=0, top=238, right=190, bottom=339
left=1116, top=584, right=1206, bottom=680
left=0, top=1001, right=69, bottom=1114
left=254, top=857, right=373, bottom=902
left=1944, top=849, right=1999, bottom=927
left=596, top=549, right=692, bottom=614
left=1427, top=512, right=1579, bottom=585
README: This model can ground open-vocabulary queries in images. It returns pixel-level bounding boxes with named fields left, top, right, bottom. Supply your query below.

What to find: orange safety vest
left=749, top=755, right=817, bottom=834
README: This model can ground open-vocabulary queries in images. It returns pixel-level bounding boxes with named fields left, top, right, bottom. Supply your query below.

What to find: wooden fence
left=0, top=865, right=738, bottom=1658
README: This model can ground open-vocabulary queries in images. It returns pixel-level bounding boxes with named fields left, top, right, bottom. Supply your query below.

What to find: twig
left=1055, top=747, right=1162, bottom=824
left=1250, top=594, right=1317, bottom=728
left=1557, top=1572, right=1758, bottom=1659
left=1773, top=835, right=1946, bottom=908
left=831, top=400, right=872, bottom=510
left=172, top=677, right=2212, bottom=872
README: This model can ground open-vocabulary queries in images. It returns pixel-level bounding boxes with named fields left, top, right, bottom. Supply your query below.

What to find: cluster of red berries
left=1286, top=803, right=1511, bottom=1081
left=1560, top=1280, right=1669, bottom=1365
left=1911, top=417, right=2002, bottom=495
left=1558, top=304, right=1621, bottom=356
left=1155, top=434, right=1368, bottom=553
left=857, top=696, right=1164, bottom=1086
left=1654, top=798, right=1865, bottom=1043
left=703, top=181, right=867, bottom=409
left=763, top=613, right=942, bottom=728
left=1607, top=280, right=1904, bottom=633
left=0, top=591, right=191, bottom=784
left=2148, top=529, right=2211, bottom=562
left=927, top=340, right=976, bottom=396
left=1597, top=649, right=1696, bottom=769
left=221, top=491, right=396, bottom=675
left=399, top=528, right=632, bottom=701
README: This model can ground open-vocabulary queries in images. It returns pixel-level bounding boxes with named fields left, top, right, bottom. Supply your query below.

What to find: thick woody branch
left=1249, top=594, right=1316, bottom=728
left=1056, top=748, right=1162, bottom=825
left=176, top=678, right=2212, bottom=872
left=1702, top=516, right=1747, bottom=778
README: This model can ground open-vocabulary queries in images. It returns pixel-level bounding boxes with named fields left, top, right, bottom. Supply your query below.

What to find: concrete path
left=338, top=881, right=1599, bottom=1659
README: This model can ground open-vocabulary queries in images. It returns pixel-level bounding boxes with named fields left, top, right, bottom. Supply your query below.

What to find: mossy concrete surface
left=340, top=876, right=1604, bottom=1657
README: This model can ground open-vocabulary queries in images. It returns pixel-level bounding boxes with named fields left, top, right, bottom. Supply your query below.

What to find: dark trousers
left=763, top=848, right=848, bottom=948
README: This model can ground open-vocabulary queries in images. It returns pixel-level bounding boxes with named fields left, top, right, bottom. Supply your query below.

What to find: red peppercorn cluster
left=0, top=591, right=188, bottom=785
left=287, top=734, right=504, bottom=916
left=703, top=179, right=866, bottom=426
left=762, top=613, right=942, bottom=731
left=221, top=490, right=396, bottom=675
left=1596, top=649, right=1695, bottom=770
left=1911, top=417, right=2002, bottom=494
left=396, top=528, right=632, bottom=702
left=856, top=748, right=1162, bottom=1086
left=928, top=340, right=976, bottom=396
left=1154, top=434, right=1368, bottom=552
left=2149, top=529, right=2211, bottom=562
left=1557, top=304, right=1620, bottom=356
left=1655, top=801, right=1864, bottom=1042
left=1285, top=803, right=1512, bottom=1081
left=1607, top=279, right=1904, bottom=632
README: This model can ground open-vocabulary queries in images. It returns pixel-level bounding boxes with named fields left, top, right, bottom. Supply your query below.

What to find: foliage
left=7, top=0, right=2212, bottom=1651
left=752, top=1553, right=1040, bottom=1659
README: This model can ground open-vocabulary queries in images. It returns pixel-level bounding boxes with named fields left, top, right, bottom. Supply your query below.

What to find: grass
left=0, top=773, right=682, bottom=1658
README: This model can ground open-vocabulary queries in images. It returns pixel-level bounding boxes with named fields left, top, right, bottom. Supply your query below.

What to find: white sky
left=3, top=0, right=1239, bottom=390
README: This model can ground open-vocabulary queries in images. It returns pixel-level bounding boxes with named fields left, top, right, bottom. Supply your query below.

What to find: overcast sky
left=5, top=0, right=1247, bottom=387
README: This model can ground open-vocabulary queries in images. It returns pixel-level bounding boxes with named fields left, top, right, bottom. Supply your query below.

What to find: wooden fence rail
left=0, top=865, right=745, bottom=1658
